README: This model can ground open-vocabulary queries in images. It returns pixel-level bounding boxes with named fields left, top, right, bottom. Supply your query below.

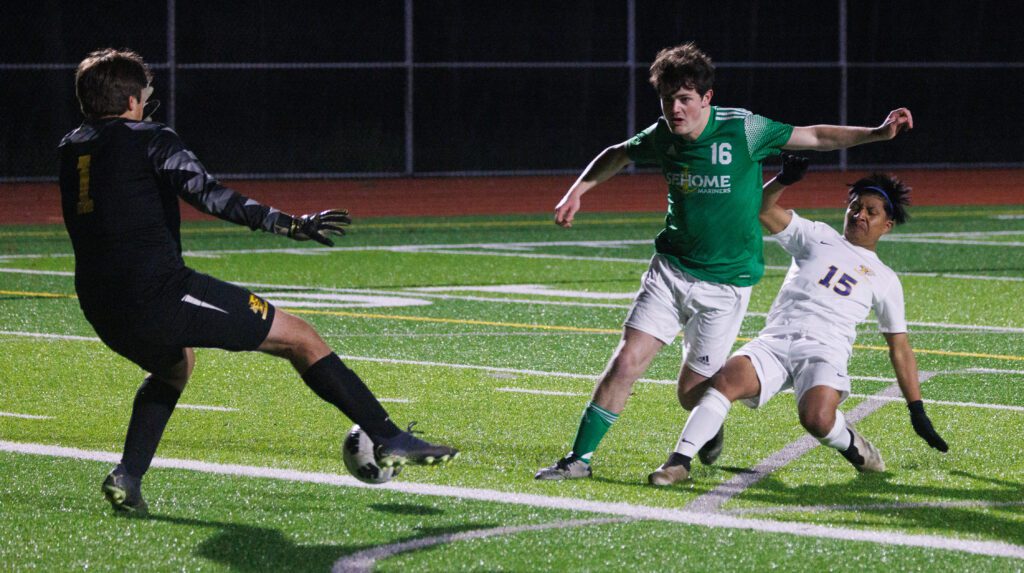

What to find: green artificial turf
left=1, top=206, right=1022, bottom=571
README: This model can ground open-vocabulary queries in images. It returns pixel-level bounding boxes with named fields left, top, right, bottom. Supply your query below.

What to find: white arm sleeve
left=874, top=277, right=908, bottom=333
left=770, top=212, right=835, bottom=259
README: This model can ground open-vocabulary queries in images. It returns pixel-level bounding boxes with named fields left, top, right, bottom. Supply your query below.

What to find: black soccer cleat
left=374, top=427, right=459, bottom=468
left=697, top=426, right=725, bottom=466
left=101, top=465, right=148, bottom=516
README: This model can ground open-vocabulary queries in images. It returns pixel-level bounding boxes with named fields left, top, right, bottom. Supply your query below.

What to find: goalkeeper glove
left=775, top=152, right=810, bottom=185
left=907, top=400, right=949, bottom=452
left=276, top=209, right=351, bottom=246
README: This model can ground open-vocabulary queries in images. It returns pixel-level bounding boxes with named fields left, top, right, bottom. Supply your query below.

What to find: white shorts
left=734, top=333, right=851, bottom=409
left=624, top=255, right=751, bottom=377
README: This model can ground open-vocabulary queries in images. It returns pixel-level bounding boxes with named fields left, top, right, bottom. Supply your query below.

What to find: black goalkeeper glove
left=775, top=152, right=810, bottom=186
left=907, top=400, right=949, bottom=452
left=279, top=209, right=351, bottom=246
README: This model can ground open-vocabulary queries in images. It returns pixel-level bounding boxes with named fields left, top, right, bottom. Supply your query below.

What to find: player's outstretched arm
left=884, top=332, right=950, bottom=452
left=760, top=153, right=808, bottom=234
left=555, top=142, right=632, bottom=228
left=150, top=127, right=350, bottom=246
left=783, top=108, right=914, bottom=151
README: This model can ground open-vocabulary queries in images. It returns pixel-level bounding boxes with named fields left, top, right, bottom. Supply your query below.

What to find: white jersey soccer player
left=648, top=163, right=949, bottom=486
left=739, top=211, right=906, bottom=408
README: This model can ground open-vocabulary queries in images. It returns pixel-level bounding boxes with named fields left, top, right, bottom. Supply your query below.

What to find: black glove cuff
left=272, top=212, right=292, bottom=232
left=907, top=400, right=925, bottom=414
left=775, top=171, right=801, bottom=186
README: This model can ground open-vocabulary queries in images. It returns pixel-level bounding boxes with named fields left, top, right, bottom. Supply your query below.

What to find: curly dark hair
left=649, top=42, right=715, bottom=96
left=848, top=173, right=911, bottom=225
left=75, top=48, right=152, bottom=119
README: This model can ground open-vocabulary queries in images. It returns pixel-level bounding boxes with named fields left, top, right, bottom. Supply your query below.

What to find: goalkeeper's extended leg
left=258, top=311, right=458, bottom=465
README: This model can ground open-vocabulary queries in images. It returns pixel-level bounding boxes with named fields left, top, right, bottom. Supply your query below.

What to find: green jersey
left=626, top=107, right=793, bottom=286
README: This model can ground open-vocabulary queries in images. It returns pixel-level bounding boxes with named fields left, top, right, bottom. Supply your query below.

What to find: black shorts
left=87, top=271, right=276, bottom=373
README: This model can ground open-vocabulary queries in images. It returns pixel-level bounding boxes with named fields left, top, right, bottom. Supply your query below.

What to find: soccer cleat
left=374, top=428, right=459, bottom=468
left=101, top=465, right=148, bottom=516
left=534, top=456, right=592, bottom=480
left=648, top=453, right=691, bottom=486
left=848, top=427, right=886, bottom=472
left=697, top=426, right=725, bottom=466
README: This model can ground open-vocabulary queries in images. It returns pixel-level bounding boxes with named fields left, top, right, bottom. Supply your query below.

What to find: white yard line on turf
left=893, top=231, right=1024, bottom=238
left=727, top=500, right=1024, bottom=516
left=884, top=238, right=1024, bottom=247
left=2, top=331, right=1022, bottom=413
left=4, top=233, right=1024, bottom=282
left=851, top=393, right=1024, bottom=412
left=4, top=268, right=1023, bottom=332
left=407, top=284, right=637, bottom=299
left=251, top=285, right=632, bottom=310
left=177, top=404, right=238, bottom=412
left=496, top=387, right=587, bottom=397
left=1, top=439, right=1022, bottom=560
left=0, top=411, right=53, bottom=420
left=0, top=330, right=102, bottom=341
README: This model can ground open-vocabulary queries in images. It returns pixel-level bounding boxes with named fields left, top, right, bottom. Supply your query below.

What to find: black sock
left=667, top=452, right=692, bottom=471
left=840, top=429, right=864, bottom=465
left=121, top=376, right=181, bottom=478
left=301, top=353, right=401, bottom=440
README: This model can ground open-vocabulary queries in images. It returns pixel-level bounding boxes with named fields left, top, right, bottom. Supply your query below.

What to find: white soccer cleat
left=648, top=462, right=690, bottom=486
left=534, top=456, right=592, bottom=480
left=849, top=427, right=886, bottom=472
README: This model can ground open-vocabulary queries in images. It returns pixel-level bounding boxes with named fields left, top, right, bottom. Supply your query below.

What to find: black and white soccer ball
left=342, top=424, right=400, bottom=484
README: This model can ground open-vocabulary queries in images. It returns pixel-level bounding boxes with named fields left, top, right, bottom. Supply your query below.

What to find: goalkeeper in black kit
left=59, top=48, right=457, bottom=516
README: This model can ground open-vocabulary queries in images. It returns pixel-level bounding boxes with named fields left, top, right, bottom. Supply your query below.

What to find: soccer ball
left=342, top=424, right=401, bottom=484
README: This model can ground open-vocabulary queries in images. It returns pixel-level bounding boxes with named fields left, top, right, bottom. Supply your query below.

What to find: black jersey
left=58, top=118, right=285, bottom=318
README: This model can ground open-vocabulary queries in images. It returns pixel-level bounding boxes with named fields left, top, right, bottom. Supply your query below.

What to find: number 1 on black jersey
left=76, top=154, right=94, bottom=214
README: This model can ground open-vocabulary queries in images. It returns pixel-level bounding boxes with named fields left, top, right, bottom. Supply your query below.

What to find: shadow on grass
left=142, top=513, right=498, bottom=572
left=735, top=469, right=1024, bottom=546
left=369, top=502, right=445, bottom=516
left=586, top=464, right=758, bottom=491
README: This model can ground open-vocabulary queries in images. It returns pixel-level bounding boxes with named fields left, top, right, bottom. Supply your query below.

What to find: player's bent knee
left=709, top=357, right=759, bottom=402
left=610, top=347, right=653, bottom=378
left=677, top=384, right=707, bottom=411
left=261, top=310, right=331, bottom=367
left=799, top=408, right=835, bottom=438
left=151, top=349, right=193, bottom=392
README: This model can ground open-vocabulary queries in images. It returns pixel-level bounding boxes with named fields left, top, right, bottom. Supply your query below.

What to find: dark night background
left=2, top=1, right=1021, bottom=180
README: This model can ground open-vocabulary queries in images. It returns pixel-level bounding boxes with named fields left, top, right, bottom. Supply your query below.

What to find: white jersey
left=762, top=213, right=907, bottom=355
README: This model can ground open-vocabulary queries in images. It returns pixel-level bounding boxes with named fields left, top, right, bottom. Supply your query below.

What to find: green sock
left=569, top=402, right=619, bottom=464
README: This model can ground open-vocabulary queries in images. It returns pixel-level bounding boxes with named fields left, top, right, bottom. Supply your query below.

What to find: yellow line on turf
left=2, top=289, right=1022, bottom=361
left=0, top=289, right=76, bottom=299
left=848, top=341, right=1024, bottom=361
left=288, top=308, right=1024, bottom=362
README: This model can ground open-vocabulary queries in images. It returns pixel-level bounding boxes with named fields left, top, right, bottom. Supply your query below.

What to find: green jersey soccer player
left=537, top=42, right=913, bottom=481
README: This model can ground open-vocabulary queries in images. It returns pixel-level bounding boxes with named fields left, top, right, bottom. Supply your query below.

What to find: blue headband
left=859, top=185, right=894, bottom=214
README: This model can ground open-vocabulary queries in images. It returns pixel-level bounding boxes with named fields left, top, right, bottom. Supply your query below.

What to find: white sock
left=674, top=388, right=731, bottom=458
left=818, top=409, right=852, bottom=451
